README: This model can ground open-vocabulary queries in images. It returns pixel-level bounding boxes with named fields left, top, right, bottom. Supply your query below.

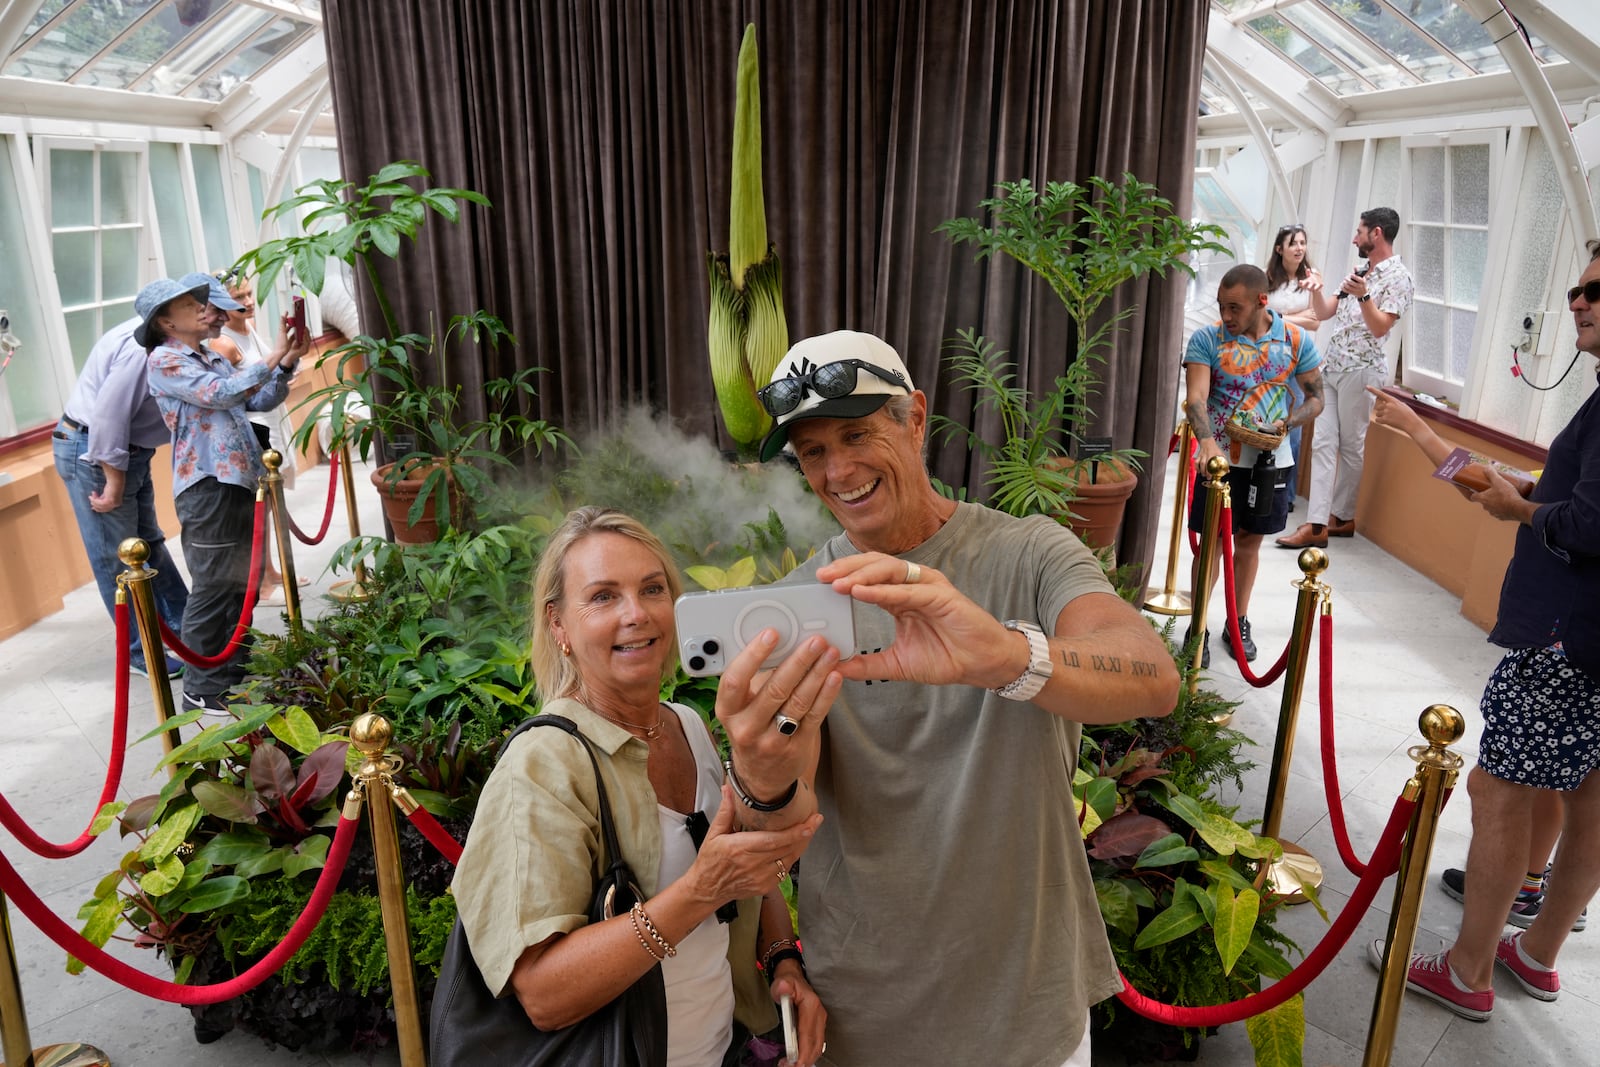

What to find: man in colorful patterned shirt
left=143, top=276, right=308, bottom=715
left=1183, top=264, right=1323, bottom=666
left=1278, top=206, right=1414, bottom=549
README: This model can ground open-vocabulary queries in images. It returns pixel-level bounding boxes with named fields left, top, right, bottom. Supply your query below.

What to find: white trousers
left=1306, top=364, right=1385, bottom=526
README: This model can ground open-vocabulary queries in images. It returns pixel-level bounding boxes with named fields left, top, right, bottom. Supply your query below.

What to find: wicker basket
left=1222, top=421, right=1284, bottom=452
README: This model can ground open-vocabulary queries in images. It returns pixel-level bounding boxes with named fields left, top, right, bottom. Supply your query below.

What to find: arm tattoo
left=1285, top=373, right=1325, bottom=429
left=1058, top=650, right=1163, bottom=679
left=1184, top=399, right=1213, bottom=440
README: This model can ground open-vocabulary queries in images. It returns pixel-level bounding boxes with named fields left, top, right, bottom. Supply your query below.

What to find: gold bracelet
left=634, top=901, right=677, bottom=958
left=761, top=936, right=798, bottom=974
left=629, top=903, right=665, bottom=961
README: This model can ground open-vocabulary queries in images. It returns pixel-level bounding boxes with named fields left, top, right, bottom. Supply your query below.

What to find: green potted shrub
left=234, top=161, right=570, bottom=540
left=936, top=175, right=1227, bottom=549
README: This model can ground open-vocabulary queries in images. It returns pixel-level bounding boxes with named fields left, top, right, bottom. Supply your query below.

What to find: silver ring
left=774, top=713, right=801, bottom=736
left=905, top=561, right=922, bottom=584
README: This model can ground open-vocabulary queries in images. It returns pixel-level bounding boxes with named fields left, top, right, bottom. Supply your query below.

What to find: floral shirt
left=1323, top=256, right=1414, bottom=374
left=1184, top=310, right=1320, bottom=468
left=147, top=341, right=290, bottom=497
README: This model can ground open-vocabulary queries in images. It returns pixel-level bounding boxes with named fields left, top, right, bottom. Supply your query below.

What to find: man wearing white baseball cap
left=715, top=330, right=1180, bottom=1066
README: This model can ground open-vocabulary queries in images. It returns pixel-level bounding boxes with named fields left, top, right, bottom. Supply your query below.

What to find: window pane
left=1283, top=5, right=1413, bottom=90
left=1318, top=0, right=1463, bottom=84
left=51, top=149, right=95, bottom=227
left=1412, top=225, right=1445, bottom=300
left=53, top=231, right=98, bottom=307
left=1449, top=307, right=1476, bottom=384
left=100, top=151, right=140, bottom=226
left=1449, top=229, right=1487, bottom=307
left=190, top=20, right=310, bottom=102
left=1451, top=144, right=1491, bottom=225
left=64, top=309, right=101, bottom=374
left=1246, top=15, right=1358, bottom=93
left=1409, top=302, right=1446, bottom=376
left=101, top=228, right=141, bottom=300
left=190, top=144, right=235, bottom=270
left=1411, top=147, right=1446, bottom=223
left=80, top=1, right=212, bottom=91
left=151, top=7, right=272, bottom=93
left=104, top=300, right=136, bottom=326
left=0, top=137, right=65, bottom=430
left=1404, top=4, right=1505, bottom=74
left=149, top=142, right=198, bottom=277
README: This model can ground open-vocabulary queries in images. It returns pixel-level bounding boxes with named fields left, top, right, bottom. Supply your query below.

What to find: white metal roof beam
left=1504, top=0, right=1600, bottom=85
left=0, top=0, right=49, bottom=60
left=210, top=35, right=327, bottom=141
left=0, top=74, right=212, bottom=126
left=1205, top=11, right=1348, bottom=135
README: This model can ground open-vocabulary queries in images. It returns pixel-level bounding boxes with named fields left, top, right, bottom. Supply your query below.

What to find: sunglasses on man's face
left=758, top=358, right=909, bottom=418
left=1567, top=279, right=1600, bottom=305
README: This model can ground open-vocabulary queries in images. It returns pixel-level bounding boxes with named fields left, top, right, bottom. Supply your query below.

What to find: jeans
left=174, top=477, right=257, bottom=698
left=52, top=422, right=188, bottom=659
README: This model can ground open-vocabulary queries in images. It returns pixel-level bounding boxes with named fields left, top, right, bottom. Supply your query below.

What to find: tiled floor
left=1, top=453, right=1595, bottom=1066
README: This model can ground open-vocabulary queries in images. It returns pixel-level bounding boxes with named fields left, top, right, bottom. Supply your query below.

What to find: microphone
left=1336, top=263, right=1371, bottom=301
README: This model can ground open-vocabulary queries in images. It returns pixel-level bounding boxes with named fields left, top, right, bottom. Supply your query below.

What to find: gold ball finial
left=350, top=712, right=393, bottom=754
left=118, top=537, right=151, bottom=566
left=1297, top=547, right=1329, bottom=578
left=262, top=448, right=282, bottom=471
left=1419, top=704, right=1465, bottom=746
left=1203, top=455, right=1232, bottom=479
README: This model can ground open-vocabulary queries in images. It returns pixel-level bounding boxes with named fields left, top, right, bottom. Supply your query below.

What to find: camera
left=674, top=584, right=856, bottom=678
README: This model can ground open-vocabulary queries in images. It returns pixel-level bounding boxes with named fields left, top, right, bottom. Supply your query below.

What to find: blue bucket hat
left=133, top=277, right=212, bottom=349
left=177, top=270, right=245, bottom=313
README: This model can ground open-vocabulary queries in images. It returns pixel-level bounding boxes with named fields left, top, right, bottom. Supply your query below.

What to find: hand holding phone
left=674, top=584, right=855, bottom=678
left=291, top=295, right=308, bottom=345
left=780, top=994, right=798, bottom=1065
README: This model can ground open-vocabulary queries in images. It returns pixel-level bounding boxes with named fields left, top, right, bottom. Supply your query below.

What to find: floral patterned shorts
left=1477, top=646, right=1600, bottom=790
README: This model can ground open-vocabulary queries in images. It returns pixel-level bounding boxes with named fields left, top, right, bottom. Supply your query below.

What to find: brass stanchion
left=1145, top=422, right=1194, bottom=616
left=1189, top=456, right=1230, bottom=703
left=260, top=451, right=303, bottom=631
left=1261, top=547, right=1331, bottom=901
left=118, top=538, right=182, bottom=773
left=1363, top=705, right=1466, bottom=1067
left=1, top=889, right=111, bottom=1067
left=329, top=439, right=373, bottom=603
left=350, top=713, right=425, bottom=1067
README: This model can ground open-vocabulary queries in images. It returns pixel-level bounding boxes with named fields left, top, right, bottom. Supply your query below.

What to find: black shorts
left=1187, top=462, right=1294, bottom=537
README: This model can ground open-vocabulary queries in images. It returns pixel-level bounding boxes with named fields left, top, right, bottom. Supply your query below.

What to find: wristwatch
left=993, top=620, right=1053, bottom=701
left=1358, top=294, right=1371, bottom=303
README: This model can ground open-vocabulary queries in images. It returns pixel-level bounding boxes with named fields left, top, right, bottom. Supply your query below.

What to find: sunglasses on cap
left=1567, top=280, right=1600, bottom=305
left=213, top=266, right=243, bottom=286
left=757, top=358, right=910, bottom=418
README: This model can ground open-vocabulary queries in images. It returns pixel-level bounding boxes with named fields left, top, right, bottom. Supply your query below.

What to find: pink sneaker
left=1495, top=931, right=1560, bottom=1001
left=1367, top=939, right=1493, bottom=1021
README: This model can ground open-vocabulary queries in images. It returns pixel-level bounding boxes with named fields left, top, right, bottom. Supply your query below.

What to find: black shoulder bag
left=429, top=714, right=668, bottom=1066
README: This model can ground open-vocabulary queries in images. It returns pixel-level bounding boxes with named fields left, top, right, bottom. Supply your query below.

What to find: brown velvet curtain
left=320, top=0, right=1205, bottom=572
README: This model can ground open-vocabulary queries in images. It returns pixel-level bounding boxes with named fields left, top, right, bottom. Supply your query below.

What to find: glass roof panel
left=1198, top=72, right=1237, bottom=116
left=1279, top=5, right=1416, bottom=90
left=139, top=5, right=273, bottom=95
left=1244, top=13, right=1370, bottom=95
left=74, top=3, right=214, bottom=91
left=186, top=18, right=312, bottom=101
left=1314, top=0, right=1468, bottom=84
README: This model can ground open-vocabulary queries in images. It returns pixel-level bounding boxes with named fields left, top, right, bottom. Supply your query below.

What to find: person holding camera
left=1278, top=206, right=1413, bottom=549
left=1182, top=264, right=1324, bottom=666
left=712, top=330, right=1180, bottom=1067
left=448, top=506, right=827, bottom=1067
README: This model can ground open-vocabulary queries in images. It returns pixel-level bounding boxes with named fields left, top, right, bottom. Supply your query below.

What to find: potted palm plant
left=936, top=175, right=1227, bottom=549
left=234, top=162, right=569, bottom=540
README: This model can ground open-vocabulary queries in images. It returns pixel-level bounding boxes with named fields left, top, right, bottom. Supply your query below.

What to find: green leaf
left=1134, top=896, right=1208, bottom=950
left=1244, top=995, right=1305, bottom=1067
left=1134, top=833, right=1200, bottom=868
left=1194, top=811, right=1256, bottom=857
left=268, top=705, right=322, bottom=755
left=71, top=892, right=125, bottom=974
left=1212, top=883, right=1260, bottom=975
left=192, top=780, right=261, bottom=823
left=282, top=834, right=332, bottom=878
left=177, top=875, right=250, bottom=913
left=233, top=846, right=288, bottom=880
left=139, top=853, right=185, bottom=897
left=135, top=707, right=205, bottom=743
left=92, top=868, right=124, bottom=900
left=138, top=804, right=203, bottom=865
left=1094, top=878, right=1142, bottom=937
left=89, top=801, right=128, bottom=836
left=174, top=955, right=196, bottom=984
left=197, top=828, right=274, bottom=867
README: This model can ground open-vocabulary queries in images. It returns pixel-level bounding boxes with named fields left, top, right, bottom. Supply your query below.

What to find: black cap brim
left=758, top=393, right=891, bottom=462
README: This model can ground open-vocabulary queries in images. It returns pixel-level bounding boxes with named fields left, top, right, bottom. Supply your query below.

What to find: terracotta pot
left=371, top=461, right=459, bottom=544
left=1043, top=457, right=1139, bottom=551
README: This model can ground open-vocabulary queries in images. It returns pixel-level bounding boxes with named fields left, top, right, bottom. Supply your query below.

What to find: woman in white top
left=1264, top=224, right=1323, bottom=331
left=209, top=269, right=301, bottom=599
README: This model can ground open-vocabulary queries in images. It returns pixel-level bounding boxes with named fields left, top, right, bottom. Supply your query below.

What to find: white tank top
left=657, top=703, right=734, bottom=1067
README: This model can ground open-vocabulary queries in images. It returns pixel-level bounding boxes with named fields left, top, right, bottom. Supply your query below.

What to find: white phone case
left=674, top=584, right=856, bottom=677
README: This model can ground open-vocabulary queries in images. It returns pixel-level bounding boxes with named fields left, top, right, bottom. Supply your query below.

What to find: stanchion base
left=1143, top=588, right=1192, bottom=616
left=1266, top=839, right=1324, bottom=904
left=2, top=1043, right=113, bottom=1067
left=1209, top=711, right=1234, bottom=728
left=327, top=578, right=374, bottom=603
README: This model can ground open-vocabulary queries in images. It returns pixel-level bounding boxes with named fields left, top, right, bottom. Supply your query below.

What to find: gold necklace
left=589, top=703, right=666, bottom=742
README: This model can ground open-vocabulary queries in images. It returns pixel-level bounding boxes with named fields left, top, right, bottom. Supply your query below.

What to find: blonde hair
left=530, top=506, right=684, bottom=704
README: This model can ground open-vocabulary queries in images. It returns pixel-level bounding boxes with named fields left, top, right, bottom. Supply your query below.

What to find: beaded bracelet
left=725, top=759, right=798, bottom=813
left=630, top=904, right=665, bottom=961
left=633, top=901, right=677, bottom=958
left=761, top=937, right=799, bottom=975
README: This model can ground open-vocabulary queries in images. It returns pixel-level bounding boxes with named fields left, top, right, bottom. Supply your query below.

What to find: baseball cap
left=133, top=277, right=212, bottom=349
left=757, top=331, right=915, bottom=461
left=177, top=270, right=245, bottom=313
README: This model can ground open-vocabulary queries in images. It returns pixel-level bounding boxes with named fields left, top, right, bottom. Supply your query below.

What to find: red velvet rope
left=404, top=805, right=462, bottom=866
left=1217, top=519, right=1292, bottom=687
left=1315, top=611, right=1372, bottom=877
left=286, top=448, right=341, bottom=545
left=1185, top=440, right=1200, bottom=556
left=0, top=812, right=359, bottom=1005
left=1114, top=790, right=1417, bottom=1027
left=159, top=496, right=266, bottom=667
left=0, top=602, right=132, bottom=858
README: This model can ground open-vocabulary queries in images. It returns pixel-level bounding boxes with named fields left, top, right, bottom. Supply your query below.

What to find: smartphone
left=291, top=295, right=308, bottom=344
left=674, top=584, right=855, bottom=678
left=779, top=994, right=798, bottom=1065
